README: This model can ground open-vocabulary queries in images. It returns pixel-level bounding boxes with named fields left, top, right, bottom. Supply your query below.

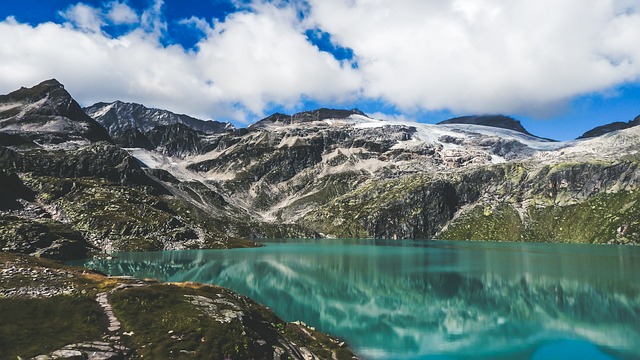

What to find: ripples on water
left=78, top=239, right=640, bottom=360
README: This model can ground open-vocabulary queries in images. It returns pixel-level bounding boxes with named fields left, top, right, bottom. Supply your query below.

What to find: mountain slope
left=134, top=109, right=638, bottom=245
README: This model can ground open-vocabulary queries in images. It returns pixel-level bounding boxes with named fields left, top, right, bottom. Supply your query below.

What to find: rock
left=50, top=349, right=86, bottom=359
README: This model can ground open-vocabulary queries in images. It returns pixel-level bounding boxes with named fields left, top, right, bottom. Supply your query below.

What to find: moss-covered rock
left=302, top=176, right=461, bottom=239
left=0, top=216, right=94, bottom=260
left=111, top=283, right=355, bottom=359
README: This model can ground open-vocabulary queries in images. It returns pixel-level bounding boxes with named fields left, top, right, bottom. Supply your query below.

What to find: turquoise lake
left=79, top=239, right=640, bottom=359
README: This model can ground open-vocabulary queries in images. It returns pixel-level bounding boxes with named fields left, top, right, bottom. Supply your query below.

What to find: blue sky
left=1, top=0, right=639, bottom=140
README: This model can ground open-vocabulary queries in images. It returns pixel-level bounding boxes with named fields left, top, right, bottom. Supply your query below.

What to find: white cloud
left=192, top=2, right=361, bottom=114
left=106, top=1, right=139, bottom=25
left=368, top=112, right=416, bottom=123
left=59, top=3, right=104, bottom=33
left=1, top=0, right=639, bottom=125
left=139, top=0, right=167, bottom=39
left=0, top=1, right=359, bottom=123
left=306, top=0, right=640, bottom=115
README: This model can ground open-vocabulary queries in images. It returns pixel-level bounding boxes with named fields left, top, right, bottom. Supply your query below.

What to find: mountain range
left=2, top=79, right=639, bottom=261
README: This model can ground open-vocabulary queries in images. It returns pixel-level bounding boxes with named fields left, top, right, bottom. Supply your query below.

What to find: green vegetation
left=525, top=190, right=640, bottom=244
left=436, top=203, right=524, bottom=242
left=110, top=284, right=274, bottom=359
left=107, top=283, right=355, bottom=359
left=437, top=191, right=640, bottom=244
left=0, top=296, right=105, bottom=359
left=0, top=253, right=124, bottom=359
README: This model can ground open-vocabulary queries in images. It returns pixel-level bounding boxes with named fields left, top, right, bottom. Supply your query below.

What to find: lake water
left=78, top=239, right=640, bottom=360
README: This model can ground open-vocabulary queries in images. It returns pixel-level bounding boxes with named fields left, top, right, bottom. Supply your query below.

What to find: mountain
left=438, top=115, right=536, bottom=137
left=1, top=80, right=313, bottom=262
left=2, top=79, right=640, bottom=265
left=251, top=108, right=368, bottom=128
left=0, top=79, right=111, bottom=146
left=188, top=111, right=640, bottom=244
left=85, top=100, right=233, bottom=135
left=84, top=101, right=234, bottom=155
left=122, top=105, right=638, bottom=245
left=578, top=115, right=640, bottom=139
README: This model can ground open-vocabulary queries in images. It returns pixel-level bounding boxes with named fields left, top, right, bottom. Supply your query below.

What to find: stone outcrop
left=578, top=114, right=640, bottom=139
left=438, top=114, right=536, bottom=137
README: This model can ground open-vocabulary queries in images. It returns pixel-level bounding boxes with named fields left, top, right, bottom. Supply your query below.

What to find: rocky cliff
left=437, top=115, right=535, bottom=137
left=84, top=101, right=233, bottom=156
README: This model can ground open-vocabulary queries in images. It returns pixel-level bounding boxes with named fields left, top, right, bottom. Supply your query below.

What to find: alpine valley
left=1, top=79, right=640, bottom=359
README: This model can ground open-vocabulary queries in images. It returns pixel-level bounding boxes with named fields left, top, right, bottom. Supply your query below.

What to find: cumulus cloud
left=59, top=3, right=104, bottom=33
left=1, top=0, right=639, bottom=124
left=106, top=1, right=139, bottom=25
left=192, top=2, right=361, bottom=114
left=0, top=1, right=359, bottom=123
left=307, top=0, right=640, bottom=115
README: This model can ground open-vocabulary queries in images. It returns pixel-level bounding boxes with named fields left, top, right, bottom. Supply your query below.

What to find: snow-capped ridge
left=84, top=100, right=234, bottom=135
left=252, top=108, right=368, bottom=128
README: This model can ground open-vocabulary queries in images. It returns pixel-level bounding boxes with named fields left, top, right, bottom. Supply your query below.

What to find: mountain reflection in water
left=80, top=239, right=640, bottom=360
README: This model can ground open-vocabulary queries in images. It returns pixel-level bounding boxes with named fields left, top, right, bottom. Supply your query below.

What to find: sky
left=1, top=0, right=639, bottom=140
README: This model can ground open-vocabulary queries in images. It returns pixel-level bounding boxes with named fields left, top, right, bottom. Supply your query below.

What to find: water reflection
left=80, top=240, right=640, bottom=359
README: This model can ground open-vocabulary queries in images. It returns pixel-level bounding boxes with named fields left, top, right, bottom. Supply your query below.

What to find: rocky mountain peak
left=253, top=108, right=368, bottom=128
left=84, top=101, right=233, bottom=135
left=438, top=115, right=534, bottom=137
left=0, top=79, right=112, bottom=145
left=3, top=79, right=65, bottom=102
left=578, top=115, right=640, bottom=139
left=83, top=101, right=235, bottom=156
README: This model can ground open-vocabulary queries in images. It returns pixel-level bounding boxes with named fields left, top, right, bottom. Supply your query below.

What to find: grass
left=436, top=203, right=524, bottom=242
left=108, top=283, right=355, bottom=359
left=525, top=190, right=640, bottom=244
left=0, top=295, right=105, bottom=359
left=110, top=284, right=284, bottom=359
left=436, top=191, right=640, bottom=244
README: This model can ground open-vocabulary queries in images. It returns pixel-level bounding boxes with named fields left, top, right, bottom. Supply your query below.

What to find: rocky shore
left=0, top=253, right=357, bottom=359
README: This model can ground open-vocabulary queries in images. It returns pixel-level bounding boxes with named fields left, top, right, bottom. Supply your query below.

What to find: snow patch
left=87, top=102, right=115, bottom=118
left=0, top=102, right=22, bottom=114
left=277, top=136, right=308, bottom=148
